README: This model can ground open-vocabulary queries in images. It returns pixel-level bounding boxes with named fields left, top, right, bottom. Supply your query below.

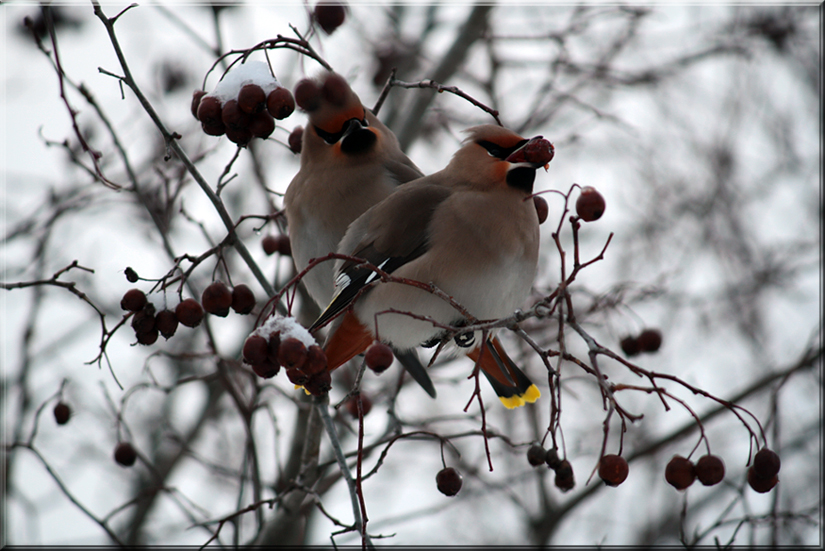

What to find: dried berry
left=231, top=284, right=256, bottom=315
left=747, top=465, right=778, bottom=493
left=294, top=79, right=323, bottom=112
left=278, top=338, right=308, bottom=371
left=121, top=289, right=147, bottom=312
left=665, top=455, right=696, bottom=490
left=314, top=1, right=347, bottom=35
left=695, top=454, right=725, bottom=486
left=262, top=234, right=280, bottom=256
left=288, top=126, right=303, bottom=154
left=135, top=326, right=159, bottom=345
left=436, top=467, right=462, bottom=497
left=243, top=335, right=269, bottom=366
left=365, top=342, right=394, bottom=373
left=175, top=298, right=204, bottom=328
left=304, top=370, right=332, bottom=395
left=285, top=367, right=308, bottom=387
left=620, top=335, right=640, bottom=357
left=266, top=87, right=296, bottom=120
left=114, top=442, right=137, bottom=467
left=197, top=95, right=222, bottom=126
left=238, top=83, right=267, bottom=114
left=252, top=360, right=280, bottom=379
left=303, top=345, right=328, bottom=376
left=124, top=267, right=139, bottom=283
left=155, top=309, right=178, bottom=340
left=321, top=72, right=351, bottom=106
left=554, top=459, right=575, bottom=492
left=637, top=328, right=662, bottom=353
left=248, top=110, right=275, bottom=139
left=131, top=304, right=156, bottom=335
left=345, top=393, right=372, bottom=418
left=545, top=448, right=562, bottom=470
left=53, top=402, right=71, bottom=425
left=527, top=444, right=546, bottom=467
left=202, top=281, right=233, bottom=317
left=576, top=186, right=606, bottom=222
left=598, top=454, right=629, bottom=487
left=191, top=89, right=206, bottom=119
left=752, top=448, right=781, bottom=479
left=533, top=195, right=549, bottom=225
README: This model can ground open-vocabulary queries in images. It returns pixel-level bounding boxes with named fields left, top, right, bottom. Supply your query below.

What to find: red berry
left=752, top=448, right=781, bottom=479
left=262, top=234, right=280, bottom=255
left=53, top=402, right=71, bottom=425
left=278, top=338, right=308, bottom=371
left=665, top=455, right=695, bottom=490
left=175, top=298, right=204, bottom=328
left=221, top=99, right=251, bottom=130
left=303, top=345, right=328, bottom=376
left=695, top=454, right=725, bottom=486
left=294, top=79, right=322, bottom=112
left=114, top=442, right=137, bottom=467
left=197, top=95, right=223, bottom=126
left=124, top=267, right=139, bottom=283
left=266, top=331, right=282, bottom=364
left=202, top=281, right=233, bottom=317
left=637, top=328, right=662, bottom=353
left=533, top=195, right=548, bottom=225
left=576, top=186, right=606, bottom=222
left=598, top=454, right=629, bottom=487
left=276, top=234, right=291, bottom=256
left=321, top=72, right=351, bottom=107
left=135, top=326, right=159, bottom=345
left=747, top=465, right=778, bottom=493
left=365, top=342, right=394, bottom=373
left=554, top=459, right=575, bottom=492
left=252, top=360, right=280, bottom=379
left=313, top=1, right=347, bottom=35
left=238, top=83, right=266, bottom=114
left=436, top=467, right=462, bottom=496
left=304, top=370, right=332, bottom=395
left=231, top=284, right=256, bottom=315
left=285, top=367, right=309, bottom=386
left=266, top=87, right=296, bottom=120
left=225, top=126, right=253, bottom=147
left=243, top=335, right=269, bottom=366
left=620, top=335, right=640, bottom=357
left=248, top=110, right=275, bottom=139
left=191, top=89, right=206, bottom=120
left=155, top=309, right=178, bottom=339
left=288, top=126, right=303, bottom=154
left=121, top=289, right=147, bottom=312
left=527, top=444, right=546, bottom=467
left=345, top=393, right=372, bottom=417
left=201, top=121, right=226, bottom=137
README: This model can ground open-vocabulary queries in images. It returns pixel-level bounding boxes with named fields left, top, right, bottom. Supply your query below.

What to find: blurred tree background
left=2, top=2, right=821, bottom=546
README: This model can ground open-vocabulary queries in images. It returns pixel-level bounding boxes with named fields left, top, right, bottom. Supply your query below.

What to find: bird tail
left=467, top=336, right=540, bottom=409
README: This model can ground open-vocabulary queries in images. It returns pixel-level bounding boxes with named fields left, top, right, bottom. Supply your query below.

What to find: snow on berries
left=191, top=60, right=295, bottom=146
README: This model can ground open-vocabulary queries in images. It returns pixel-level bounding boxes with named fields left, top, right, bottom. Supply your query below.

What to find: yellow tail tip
left=498, top=385, right=541, bottom=409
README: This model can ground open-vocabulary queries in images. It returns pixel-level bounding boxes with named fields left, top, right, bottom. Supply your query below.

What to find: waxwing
left=283, top=71, right=435, bottom=396
left=310, top=125, right=554, bottom=408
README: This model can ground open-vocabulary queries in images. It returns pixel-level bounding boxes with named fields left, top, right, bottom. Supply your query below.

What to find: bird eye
left=477, top=140, right=504, bottom=158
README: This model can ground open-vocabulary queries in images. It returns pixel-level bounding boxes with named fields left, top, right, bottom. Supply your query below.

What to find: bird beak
left=505, top=136, right=555, bottom=168
left=340, top=118, right=377, bottom=154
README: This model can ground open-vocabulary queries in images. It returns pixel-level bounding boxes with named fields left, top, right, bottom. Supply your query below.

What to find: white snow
left=209, top=60, right=283, bottom=103
left=250, top=315, right=318, bottom=348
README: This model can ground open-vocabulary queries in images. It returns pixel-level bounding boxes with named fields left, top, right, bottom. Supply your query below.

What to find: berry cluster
left=526, top=444, right=575, bottom=492
left=262, top=233, right=292, bottom=256
left=665, top=453, right=727, bottom=490
left=576, top=186, right=606, bottom=222
left=242, top=317, right=330, bottom=396
left=620, top=328, right=663, bottom=357
left=191, top=61, right=295, bottom=146
left=120, top=281, right=255, bottom=345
